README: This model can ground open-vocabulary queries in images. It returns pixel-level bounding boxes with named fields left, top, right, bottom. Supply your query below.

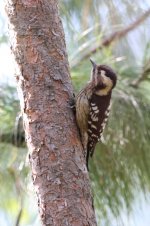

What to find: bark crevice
left=6, top=0, right=97, bottom=225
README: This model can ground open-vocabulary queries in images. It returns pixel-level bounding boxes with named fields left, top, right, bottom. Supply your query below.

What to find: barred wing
left=87, top=94, right=111, bottom=158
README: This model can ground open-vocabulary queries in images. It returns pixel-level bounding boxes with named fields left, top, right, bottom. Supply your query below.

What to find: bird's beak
left=90, top=59, right=97, bottom=69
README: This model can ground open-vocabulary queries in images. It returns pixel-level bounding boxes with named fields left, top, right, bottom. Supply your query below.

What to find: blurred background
left=0, top=0, right=150, bottom=225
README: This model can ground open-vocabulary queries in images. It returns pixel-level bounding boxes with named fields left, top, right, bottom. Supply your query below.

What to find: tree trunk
left=5, top=1, right=97, bottom=225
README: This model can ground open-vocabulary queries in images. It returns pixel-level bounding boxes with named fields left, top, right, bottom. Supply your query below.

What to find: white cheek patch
left=100, top=70, right=106, bottom=77
left=95, top=71, right=113, bottom=96
left=101, top=72, right=113, bottom=87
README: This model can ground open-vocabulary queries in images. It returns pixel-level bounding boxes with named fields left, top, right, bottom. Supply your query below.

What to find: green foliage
left=0, top=35, right=8, bottom=43
left=71, top=42, right=150, bottom=223
left=71, top=38, right=150, bottom=223
left=1, top=0, right=150, bottom=225
left=91, top=89, right=150, bottom=222
left=0, top=143, right=29, bottom=225
left=0, top=85, right=19, bottom=133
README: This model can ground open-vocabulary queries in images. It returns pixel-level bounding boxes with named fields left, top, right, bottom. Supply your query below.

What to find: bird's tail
left=86, top=144, right=95, bottom=171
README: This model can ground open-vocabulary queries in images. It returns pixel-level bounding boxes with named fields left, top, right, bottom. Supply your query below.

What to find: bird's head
left=90, top=59, right=117, bottom=96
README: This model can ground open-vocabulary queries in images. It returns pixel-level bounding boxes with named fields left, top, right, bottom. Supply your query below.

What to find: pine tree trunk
left=5, top=0, right=97, bottom=225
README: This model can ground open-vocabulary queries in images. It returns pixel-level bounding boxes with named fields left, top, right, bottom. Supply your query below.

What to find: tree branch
left=131, top=61, right=150, bottom=88
left=72, top=9, right=150, bottom=68
left=15, top=201, right=23, bottom=226
left=6, top=0, right=97, bottom=225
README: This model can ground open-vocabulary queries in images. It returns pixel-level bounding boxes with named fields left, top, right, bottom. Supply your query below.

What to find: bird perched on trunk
left=76, top=59, right=117, bottom=169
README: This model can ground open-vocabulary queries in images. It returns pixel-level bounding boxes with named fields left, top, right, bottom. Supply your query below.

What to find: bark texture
left=5, top=0, right=97, bottom=226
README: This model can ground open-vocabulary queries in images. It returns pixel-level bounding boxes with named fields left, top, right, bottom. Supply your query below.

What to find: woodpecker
left=76, top=59, right=117, bottom=169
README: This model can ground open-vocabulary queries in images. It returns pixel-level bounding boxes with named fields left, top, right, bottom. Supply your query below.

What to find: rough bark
left=5, top=1, right=97, bottom=226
